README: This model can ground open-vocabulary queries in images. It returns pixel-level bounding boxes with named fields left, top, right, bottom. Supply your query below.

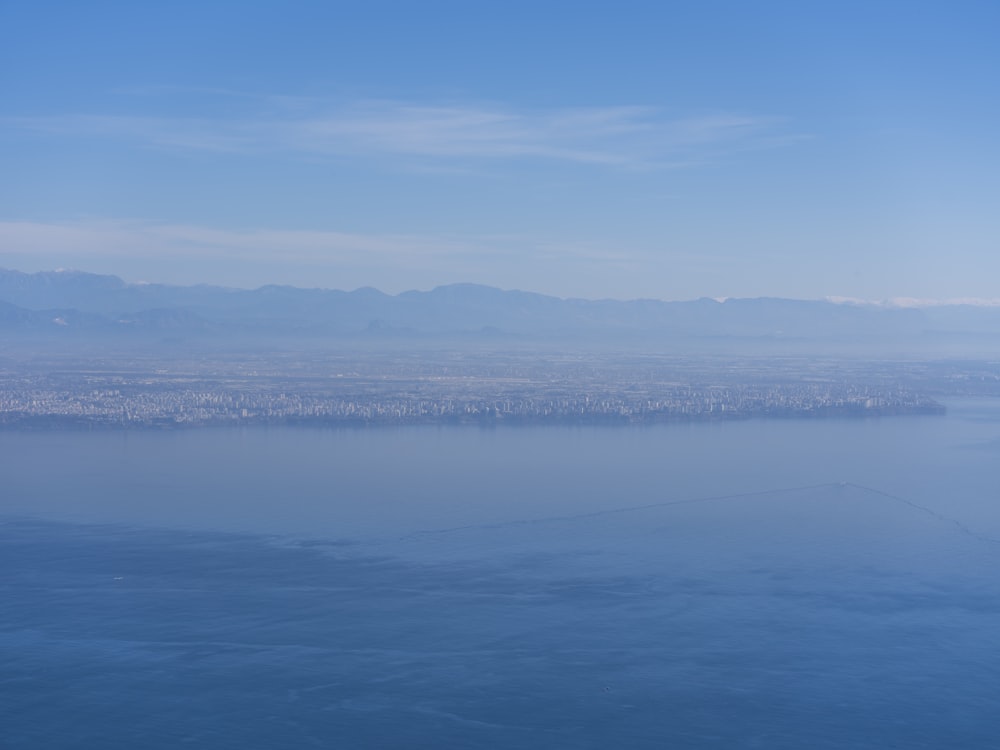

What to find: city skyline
left=3, top=2, right=999, bottom=301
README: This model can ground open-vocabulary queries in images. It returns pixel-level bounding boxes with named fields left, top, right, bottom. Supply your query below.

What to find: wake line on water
left=394, top=481, right=1000, bottom=548
left=842, top=482, right=1000, bottom=547
left=393, top=482, right=834, bottom=542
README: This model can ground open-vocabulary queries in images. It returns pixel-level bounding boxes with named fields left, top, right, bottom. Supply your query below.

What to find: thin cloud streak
left=4, top=101, right=792, bottom=168
left=0, top=219, right=482, bottom=264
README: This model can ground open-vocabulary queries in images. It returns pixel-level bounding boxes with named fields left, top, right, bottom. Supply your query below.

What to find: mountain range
left=2, top=268, right=999, bottom=351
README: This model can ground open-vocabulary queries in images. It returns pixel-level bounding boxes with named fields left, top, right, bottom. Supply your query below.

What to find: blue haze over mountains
left=2, top=268, right=999, bottom=350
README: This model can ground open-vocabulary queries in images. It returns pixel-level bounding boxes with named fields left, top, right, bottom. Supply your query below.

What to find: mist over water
left=4, top=400, right=1000, bottom=747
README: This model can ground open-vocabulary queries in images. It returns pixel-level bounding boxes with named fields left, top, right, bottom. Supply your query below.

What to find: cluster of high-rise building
left=0, top=370, right=944, bottom=428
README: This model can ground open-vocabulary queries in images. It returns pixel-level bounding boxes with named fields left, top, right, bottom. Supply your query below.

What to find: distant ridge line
left=8, top=266, right=1000, bottom=343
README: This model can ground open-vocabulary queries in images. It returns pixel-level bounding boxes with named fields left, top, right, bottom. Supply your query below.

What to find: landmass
left=0, top=350, right=954, bottom=428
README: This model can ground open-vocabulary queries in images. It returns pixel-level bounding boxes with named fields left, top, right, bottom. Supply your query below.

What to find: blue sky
left=2, top=1, right=998, bottom=301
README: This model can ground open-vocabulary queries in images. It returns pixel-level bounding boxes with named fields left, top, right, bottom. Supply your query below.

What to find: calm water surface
left=3, top=398, right=1000, bottom=537
left=3, top=400, right=1000, bottom=747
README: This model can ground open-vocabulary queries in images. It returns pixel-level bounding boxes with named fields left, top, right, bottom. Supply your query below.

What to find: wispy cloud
left=0, top=219, right=479, bottom=266
left=3, top=100, right=792, bottom=168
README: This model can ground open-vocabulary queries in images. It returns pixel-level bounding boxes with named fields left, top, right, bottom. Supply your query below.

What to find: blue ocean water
left=3, top=399, right=1000, bottom=747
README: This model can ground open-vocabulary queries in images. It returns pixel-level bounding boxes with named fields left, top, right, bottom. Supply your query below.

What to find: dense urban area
left=2, top=349, right=991, bottom=428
